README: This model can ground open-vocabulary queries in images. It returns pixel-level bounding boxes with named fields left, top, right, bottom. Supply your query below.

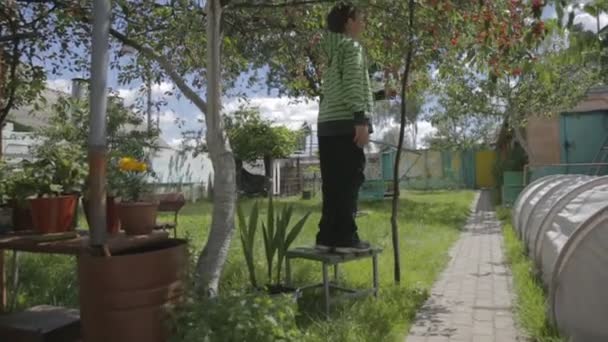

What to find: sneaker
left=334, top=240, right=371, bottom=254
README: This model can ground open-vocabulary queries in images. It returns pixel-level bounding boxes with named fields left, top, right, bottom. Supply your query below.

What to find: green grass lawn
left=496, top=207, right=564, bottom=342
left=7, top=191, right=474, bottom=342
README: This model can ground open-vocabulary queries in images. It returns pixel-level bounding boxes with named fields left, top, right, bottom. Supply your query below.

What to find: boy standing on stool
left=314, top=2, right=389, bottom=253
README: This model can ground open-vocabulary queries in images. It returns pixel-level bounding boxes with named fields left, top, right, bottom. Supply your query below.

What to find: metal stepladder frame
left=284, top=247, right=382, bottom=317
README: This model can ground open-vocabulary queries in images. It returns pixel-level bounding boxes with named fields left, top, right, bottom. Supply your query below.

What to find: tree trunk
left=512, top=124, right=534, bottom=164
left=263, top=155, right=273, bottom=198
left=390, top=0, right=416, bottom=284
left=195, top=0, right=236, bottom=297
left=0, top=44, right=4, bottom=159
left=235, top=158, right=243, bottom=190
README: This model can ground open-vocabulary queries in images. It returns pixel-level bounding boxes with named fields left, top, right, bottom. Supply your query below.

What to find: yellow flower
left=118, top=157, right=147, bottom=172
left=135, top=162, right=148, bottom=172
left=118, top=157, right=134, bottom=171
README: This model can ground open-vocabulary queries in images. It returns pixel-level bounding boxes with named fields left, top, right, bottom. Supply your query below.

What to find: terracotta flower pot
left=117, top=201, right=158, bottom=235
left=29, top=195, right=78, bottom=234
left=10, top=200, right=33, bottom=231
left=83, top=196, right=121, bottom=234
left=0, top=207, right=12, bottom=234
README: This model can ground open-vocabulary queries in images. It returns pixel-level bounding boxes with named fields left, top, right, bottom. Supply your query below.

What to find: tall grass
left=498, top=207, right=564, bottom=342
left=7, top=191, right=475, bottom=342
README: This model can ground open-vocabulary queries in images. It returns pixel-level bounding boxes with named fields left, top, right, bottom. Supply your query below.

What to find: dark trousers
left=317, top=135, right=366, bottom=246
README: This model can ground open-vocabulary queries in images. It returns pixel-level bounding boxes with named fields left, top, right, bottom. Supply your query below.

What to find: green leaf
left=49, top=184, right=63, bottom=194
left=238, top=203, right=259, bottom=289
left=284, top=211, right=311, bottom=251
left=250, top=202, right=259, bottom=236
left=261, top=222, right=272, bottom=282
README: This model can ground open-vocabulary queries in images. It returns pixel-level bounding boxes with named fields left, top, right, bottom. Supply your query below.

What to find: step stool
left=285, top=246, right=382, bottom=317
left=0, top=305, right=81, bottom=342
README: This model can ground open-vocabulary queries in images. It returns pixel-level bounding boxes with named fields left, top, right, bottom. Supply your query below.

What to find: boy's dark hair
left=326, top=2, right=358, bottom=33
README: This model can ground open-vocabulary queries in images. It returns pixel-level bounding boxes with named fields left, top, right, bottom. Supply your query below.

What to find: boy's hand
left=354, top=125, right=370, bottom=148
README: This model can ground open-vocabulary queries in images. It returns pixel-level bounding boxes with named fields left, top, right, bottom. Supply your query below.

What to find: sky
left=43, top=5, right=607, bottom=150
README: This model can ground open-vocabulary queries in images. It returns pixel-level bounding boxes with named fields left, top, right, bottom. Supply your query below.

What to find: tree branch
left=0, top=32, right=35, bottom=43
left=107, top=29, right=208, bottom=114
left=57, top=0, right=209, bottom=114
left=0, top=33, right=21, bottom=124
left=228, top=0, right=334, bottom=9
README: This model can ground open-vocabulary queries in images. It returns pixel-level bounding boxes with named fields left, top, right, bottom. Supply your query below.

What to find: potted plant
left=26, top=143, right=87, bottom=234
left=32, top=96, right=160, bottom=235
left=0, top=162, right=14, bottom=233
left=238, top=196, right=311, bottom=298
left=5, top=165, right=37, bottom=231
left=115, top=157, right=158, bottom=235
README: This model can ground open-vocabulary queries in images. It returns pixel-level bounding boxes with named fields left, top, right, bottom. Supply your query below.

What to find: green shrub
left=170, top=293, right=305, bottom=342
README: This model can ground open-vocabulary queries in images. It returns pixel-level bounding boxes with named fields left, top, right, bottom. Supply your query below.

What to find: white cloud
left=117, top=88, right=137, bottom=105
left=223, top=96, right=319, bottom=129
left=46, top=79, right=71, bottom=93
left=116, top=81, right=175, bottom=106
left=152, top=81, right=174, bottom=96
left=169, top=138, right=184, bottom=148
left=159, top=110, right=178, bottom=125
left=574, top=12, right=608, bottom=32
left=416, top=121, right=436, bottom=148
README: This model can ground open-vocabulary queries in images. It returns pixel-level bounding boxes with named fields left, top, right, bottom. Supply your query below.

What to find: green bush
left=170, top=293, right=305, bottom=342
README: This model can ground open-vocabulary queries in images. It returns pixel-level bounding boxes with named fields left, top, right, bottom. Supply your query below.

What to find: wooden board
left=0, top=305, right=81, bottom=342
left=0, top=230, right=169, bottom=256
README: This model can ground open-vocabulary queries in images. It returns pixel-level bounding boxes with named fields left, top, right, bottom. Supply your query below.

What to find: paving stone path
left=406, top=191, right=524, bottom=342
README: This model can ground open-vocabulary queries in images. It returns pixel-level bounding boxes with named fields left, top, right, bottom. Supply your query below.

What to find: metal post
left=334, top=264, right=339, bottom=282
left=322, top=262, right=330, bottom=317
left=372, top=254, right=379, bottom=297
left=0, top=251, right=5, bottom=313
left=146, top=69, right=152, bottom=133
left=285, top=257, right=292, bottom=287
left=88, top=0, right=111, bottom=247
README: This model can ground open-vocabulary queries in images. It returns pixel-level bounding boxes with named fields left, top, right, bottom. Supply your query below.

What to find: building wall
left=525, top=115, right=561, bottom=166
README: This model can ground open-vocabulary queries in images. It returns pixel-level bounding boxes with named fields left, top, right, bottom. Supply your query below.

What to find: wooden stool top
left=0, top=305, right=80, bottom=342
left=286, top=246, right=383, bottom=264
left=0, top=230, right=170, bottom=255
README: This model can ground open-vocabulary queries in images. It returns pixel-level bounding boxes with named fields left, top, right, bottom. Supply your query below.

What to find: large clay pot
left=29, top=195, right=78, bottom=234
left=78, top=239, right=187, bottom=342
left=83, top=196, right=121, bottom=234
left=10, top=200, right=33, bottom=231
left=117, top=201, right=158, bottom=235
left=0, top=207, right=12, bottom=234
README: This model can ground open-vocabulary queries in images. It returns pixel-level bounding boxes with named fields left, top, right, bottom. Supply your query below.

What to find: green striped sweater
left=318, top=32, right=374, bottom=136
